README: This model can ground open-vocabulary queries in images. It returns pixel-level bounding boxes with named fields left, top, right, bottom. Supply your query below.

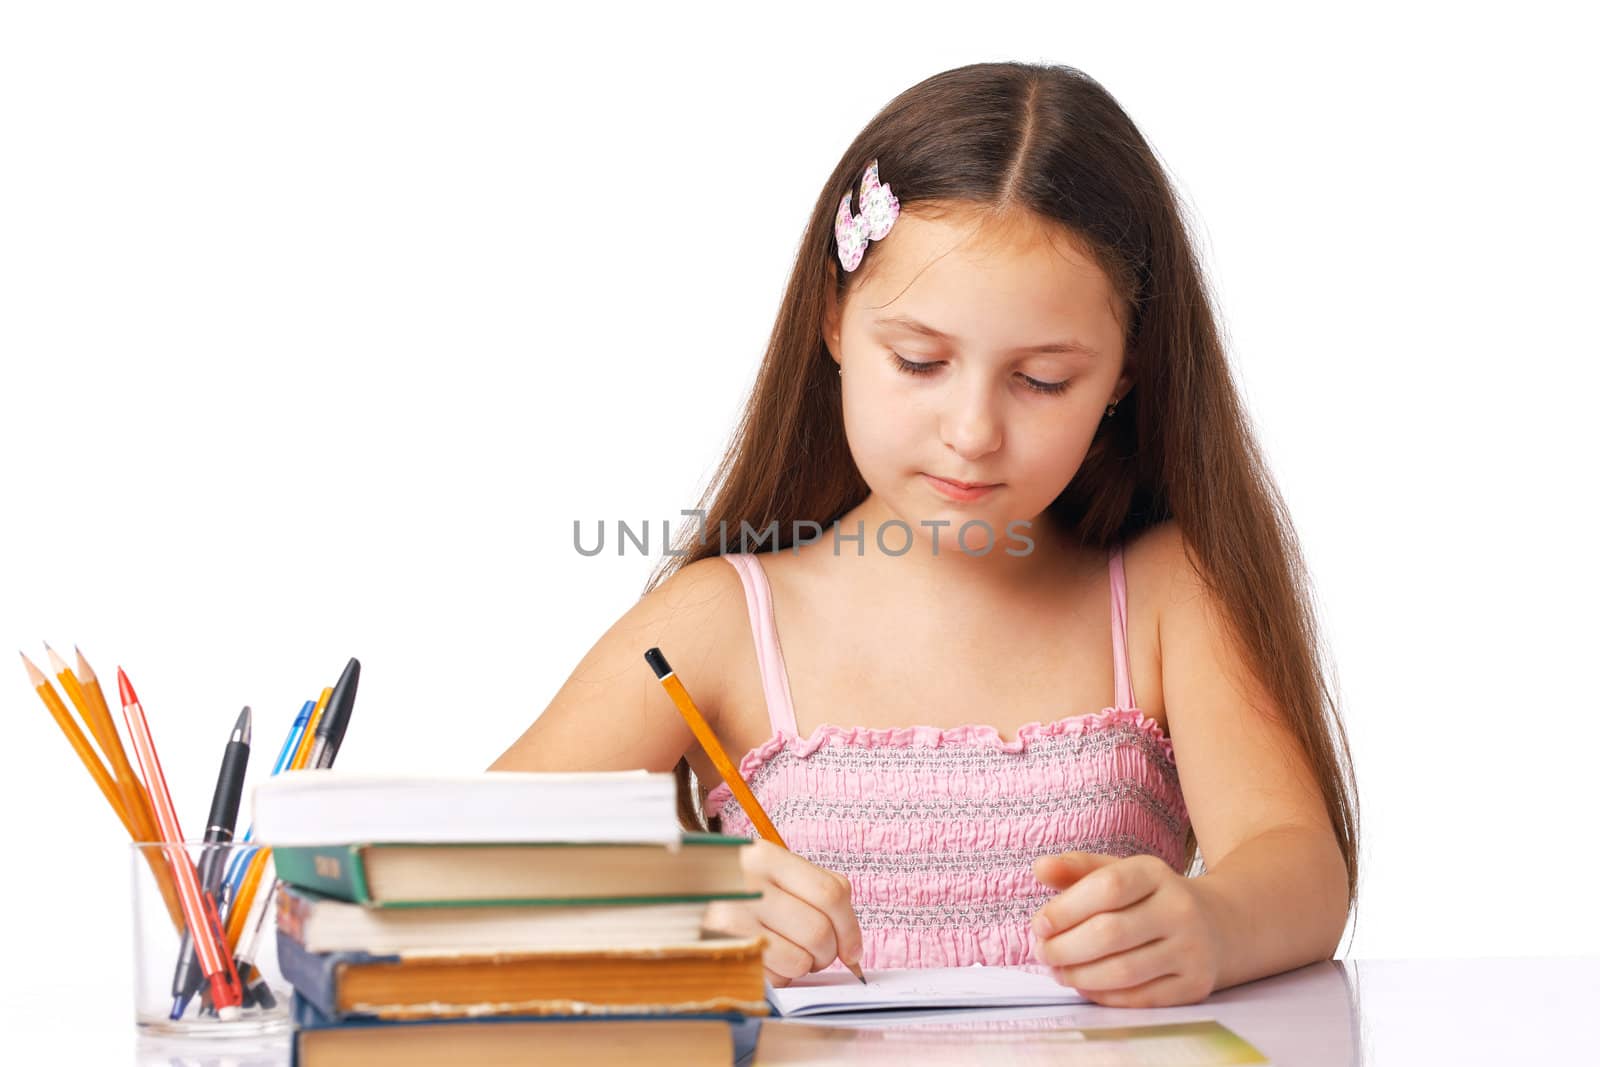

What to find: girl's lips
left=923, top=473, right=1000, bottom=502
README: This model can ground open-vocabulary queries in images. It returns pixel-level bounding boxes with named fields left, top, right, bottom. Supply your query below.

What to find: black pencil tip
left=644, top=647, right=671, bottom=678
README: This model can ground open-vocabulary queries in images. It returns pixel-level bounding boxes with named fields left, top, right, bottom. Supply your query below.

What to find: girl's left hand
left=1030, top=851, right=1226, bottom=1008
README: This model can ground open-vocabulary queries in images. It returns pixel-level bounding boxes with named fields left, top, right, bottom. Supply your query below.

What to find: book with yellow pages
left=278, top=929, right=769, bottom=1022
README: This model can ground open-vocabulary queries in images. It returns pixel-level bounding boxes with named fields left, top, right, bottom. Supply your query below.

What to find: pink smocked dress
left=704, top=546, right=1191, bottom=970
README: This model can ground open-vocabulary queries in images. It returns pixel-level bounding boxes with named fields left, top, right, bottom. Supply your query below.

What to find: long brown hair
left=641, top=61, right=1360, bottom=929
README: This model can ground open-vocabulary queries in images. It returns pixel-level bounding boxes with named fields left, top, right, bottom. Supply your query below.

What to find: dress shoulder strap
left=1109, top=544, right=1138, bottom=710
left=721, top=553, right=801, bottom=737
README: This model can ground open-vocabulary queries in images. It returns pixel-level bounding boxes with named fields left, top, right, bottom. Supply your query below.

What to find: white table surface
left=3, top=957, right=1594, bottom=1065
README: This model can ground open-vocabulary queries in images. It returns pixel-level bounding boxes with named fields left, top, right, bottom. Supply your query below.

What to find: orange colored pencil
left=644, top=646, right=867, bottom=984
left=21, top=652, right=134, bottom=836
left=289, top=687, right=332, bottom=771
left=48, top=645, right=186, bottom=929
left=75, top=646, right=159, bottom=820
left=49, top=646, right=155, bottom=838
left=76, top=646, right=125, bottom=755
left=224, top=846, right=270, bottom=952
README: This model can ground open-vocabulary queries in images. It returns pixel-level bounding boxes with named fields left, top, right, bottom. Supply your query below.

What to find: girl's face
left=824, top=208, right=1132, bottom=548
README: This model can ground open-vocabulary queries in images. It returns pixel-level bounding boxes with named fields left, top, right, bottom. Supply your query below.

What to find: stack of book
left=253, top=770, right=767, bottom=1066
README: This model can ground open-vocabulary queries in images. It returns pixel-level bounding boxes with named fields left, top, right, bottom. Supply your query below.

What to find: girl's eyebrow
left=872, top=313, right=1099, bottom=357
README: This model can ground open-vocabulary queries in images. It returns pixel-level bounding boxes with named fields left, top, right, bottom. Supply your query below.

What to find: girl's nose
left=940, top=375, right=1003, bottom=460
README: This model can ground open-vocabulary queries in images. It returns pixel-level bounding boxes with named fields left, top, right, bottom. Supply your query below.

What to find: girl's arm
left=491, top=556, right=868, bottom=986
left=1032, top=522, right=1349, bottom=1006
left=1152, top=523, right=1350, bottom=986
left=489, top=557, right=747, bottom=774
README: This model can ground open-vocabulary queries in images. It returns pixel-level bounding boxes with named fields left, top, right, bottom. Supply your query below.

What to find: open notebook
left=767, top=965, right=1089, bottom=1017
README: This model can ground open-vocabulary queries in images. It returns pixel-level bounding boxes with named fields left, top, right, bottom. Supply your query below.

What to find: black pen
left=169, top=706, right=251, bottom=1019
left=308, top=657, right=360, bottom=769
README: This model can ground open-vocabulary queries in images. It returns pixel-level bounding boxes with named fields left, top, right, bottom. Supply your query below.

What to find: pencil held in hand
left=645, top=647, right=785, bottom=845
left=644, top=646, right=867, bottom=985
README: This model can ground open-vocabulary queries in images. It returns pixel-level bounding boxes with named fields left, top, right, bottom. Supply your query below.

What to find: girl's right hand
left=703, top=839, right=865, bottom=987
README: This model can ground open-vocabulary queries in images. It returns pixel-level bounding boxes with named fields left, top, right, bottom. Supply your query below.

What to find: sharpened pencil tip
left=44, top=643, right=68, bottom=674
left=19, top=651, right=45, bottom=686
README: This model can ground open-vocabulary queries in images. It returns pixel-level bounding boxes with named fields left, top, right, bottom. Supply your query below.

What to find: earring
left=838, top=366, right=844, bottom=376
left=1104, top=398, right=1119, bottom=418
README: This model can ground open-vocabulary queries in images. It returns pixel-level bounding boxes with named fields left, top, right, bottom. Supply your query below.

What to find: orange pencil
left=290, top=687, right=332, bottom=771
left=224, top=846, right=270, bottom=952
left=644, top=646, right=867, bottom=985
left=48, top=646, right=156, bottom=839
left=75, top=646, right=162, bottom=828
left=48, top=645, right=186, bottom=930
left=21, top=652, right=134, bottom=836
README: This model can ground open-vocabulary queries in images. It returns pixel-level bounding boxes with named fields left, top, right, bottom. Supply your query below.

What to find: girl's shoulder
left=646, top=553, right=763, bottom=719
left=1122, top=520, right=1188, bottom=594
left=1109, top=520, right=1190, bottom=728
left=1121, top=519, right=1200, bottom=625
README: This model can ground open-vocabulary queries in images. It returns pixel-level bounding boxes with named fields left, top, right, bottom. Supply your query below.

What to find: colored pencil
left=47, top=645, right=187, bottom=930
left=644, top=646, right=867, bottom=985
left=290, top=686, right=333, bottom=770
left=224, top=846, right=270, bottom=953
left=117, top=667, right=245, bottom=1018
left=21, top=651, right=134, bottom=835
left=48, top=645, right=158, bottom=840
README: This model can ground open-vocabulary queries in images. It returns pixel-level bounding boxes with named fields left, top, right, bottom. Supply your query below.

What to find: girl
left=493, top=61, right=1359, bottom=1009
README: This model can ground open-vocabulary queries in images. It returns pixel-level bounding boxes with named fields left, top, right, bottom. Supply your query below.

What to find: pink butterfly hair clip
left=834, top=158, right=900, bottom=273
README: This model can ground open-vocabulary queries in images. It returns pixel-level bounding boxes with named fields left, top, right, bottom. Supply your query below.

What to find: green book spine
left=273, top=845, right=374, bottom=904
left=680, top=832, right=748, bottom=846
left=271, top=839, right=761, bottom=908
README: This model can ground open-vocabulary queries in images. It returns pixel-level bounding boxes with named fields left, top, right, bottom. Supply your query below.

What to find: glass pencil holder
left=130, top=841, right=292, bottom=1037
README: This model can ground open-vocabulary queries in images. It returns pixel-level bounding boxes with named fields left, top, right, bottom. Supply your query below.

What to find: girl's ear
left=1114, top=363, right=1135, bottom=406
left=822, top=262, right=843, bottom=366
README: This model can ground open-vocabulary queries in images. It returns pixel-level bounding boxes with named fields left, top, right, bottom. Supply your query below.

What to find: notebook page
left=768, top=965, right=1090, bottom=1017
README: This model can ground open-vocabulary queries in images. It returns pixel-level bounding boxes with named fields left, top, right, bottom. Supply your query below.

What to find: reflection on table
left=118, top=957, right=1600, bottom=1067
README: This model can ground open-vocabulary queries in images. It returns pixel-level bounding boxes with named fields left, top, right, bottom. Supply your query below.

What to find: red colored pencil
left=117, top=668, right=244, bottom=1018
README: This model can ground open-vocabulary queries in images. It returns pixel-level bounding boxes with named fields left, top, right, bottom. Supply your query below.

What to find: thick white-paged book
left=250, top=770, right=680, bottom=846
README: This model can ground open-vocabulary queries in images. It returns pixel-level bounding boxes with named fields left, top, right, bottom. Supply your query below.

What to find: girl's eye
left=891, top=351, right=1069, bottom=396
left=890, top=351, right=941, bottom=375
left=896, top=355, right=1068, bottom=396
left=1019, top=375, right=1070, bottom=396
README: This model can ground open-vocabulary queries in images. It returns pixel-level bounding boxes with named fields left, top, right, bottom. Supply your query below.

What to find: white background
left=2, top=1, right=1597, bottom=1052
